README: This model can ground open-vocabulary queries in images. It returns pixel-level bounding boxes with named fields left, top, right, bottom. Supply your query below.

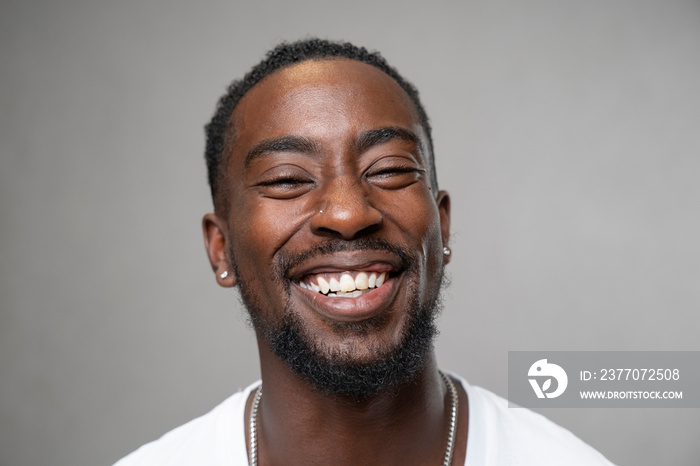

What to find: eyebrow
left=245, top=136, right=319, bottom=167
left=354, top=127, right=421, bottom=154
left=244, top=126, right=421, bottom=167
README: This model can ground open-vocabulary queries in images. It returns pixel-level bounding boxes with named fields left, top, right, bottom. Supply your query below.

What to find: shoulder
left=456, top=376, right=615, bottom=466
left=113, top=381, right=259, bottom=466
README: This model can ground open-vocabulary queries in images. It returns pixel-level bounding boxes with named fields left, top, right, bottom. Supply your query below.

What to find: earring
left=443, top=246, right=451, bottom=256
left=220, top=271, right=229, bottom=279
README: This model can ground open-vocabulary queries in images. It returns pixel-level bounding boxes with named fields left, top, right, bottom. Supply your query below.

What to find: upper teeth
left=298, top=271, right=387, bottom=297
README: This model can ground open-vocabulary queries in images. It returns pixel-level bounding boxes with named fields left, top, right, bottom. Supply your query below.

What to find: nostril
left=315, top=226, right=339, bottom=237
left=312, top=219, right=382, bottom=240
left=354, top=223, right=381, bottom=238
left=310, top=204, right=383, bottom=240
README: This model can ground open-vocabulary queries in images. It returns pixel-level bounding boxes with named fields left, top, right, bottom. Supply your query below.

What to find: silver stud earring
left=220, top=271, right=228, bottom=279
left=443, top=246, right=451, bottom=256
left=319, top=210, right=323, bottom=214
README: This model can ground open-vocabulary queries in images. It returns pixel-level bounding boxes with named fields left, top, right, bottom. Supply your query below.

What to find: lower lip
left=293, top=276, right=399, bottom=322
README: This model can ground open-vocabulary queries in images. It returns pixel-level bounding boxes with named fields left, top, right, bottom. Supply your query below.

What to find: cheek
left=392, top=190, right=442, bottom=247
left=402, top=193, right=445, bottom=283
left=231, top=198, right=308, bottom=267
left=424, top=219, right=445, bottom=275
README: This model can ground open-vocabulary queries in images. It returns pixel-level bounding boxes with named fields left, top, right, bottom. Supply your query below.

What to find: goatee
left=233, top=238, right=444, bottom=401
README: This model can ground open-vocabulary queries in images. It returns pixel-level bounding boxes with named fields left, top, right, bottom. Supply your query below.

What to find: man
left=116, top=39, right=614, bottom=465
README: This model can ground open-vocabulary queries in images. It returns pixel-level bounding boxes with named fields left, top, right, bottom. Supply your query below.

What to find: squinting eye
left=259, top=177, right=308, bottom=188
left=370, top=167, right=420, bottom=177
left=366, top=167, right=424, bottom=189
left=256, top=177, right=314, bottom=199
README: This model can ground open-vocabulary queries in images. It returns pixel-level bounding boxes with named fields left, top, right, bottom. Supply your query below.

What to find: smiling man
left=115, top=39, right=614, bottom=465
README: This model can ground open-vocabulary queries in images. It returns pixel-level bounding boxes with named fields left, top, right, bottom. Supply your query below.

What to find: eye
left=255, top=171, right=315, bottom=199
left=365, top=159, right=425, bottom=189
left=259, top=177, right=309, bottom=188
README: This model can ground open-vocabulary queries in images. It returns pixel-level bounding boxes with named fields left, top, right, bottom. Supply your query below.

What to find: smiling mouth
left=296, top=271, right=388, bottom=298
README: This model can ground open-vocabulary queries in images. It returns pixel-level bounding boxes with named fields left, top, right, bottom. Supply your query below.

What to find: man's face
left=216, top=59, right=450, bottom=394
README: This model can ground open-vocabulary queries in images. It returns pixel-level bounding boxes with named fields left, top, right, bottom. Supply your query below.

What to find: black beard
left=265, top=290, right=440, bottom=401
left=232, top=238, right=443, bottom=401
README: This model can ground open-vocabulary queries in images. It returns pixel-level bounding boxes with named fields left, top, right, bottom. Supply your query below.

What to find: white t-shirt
left=115, top=375, right=615, bottom=465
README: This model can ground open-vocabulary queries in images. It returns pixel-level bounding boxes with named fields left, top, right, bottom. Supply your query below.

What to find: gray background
left=1, top=0, right=699, bottom=465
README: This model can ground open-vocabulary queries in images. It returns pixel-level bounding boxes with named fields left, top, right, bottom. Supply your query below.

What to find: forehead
left=230, top=59, right=423, bottom=152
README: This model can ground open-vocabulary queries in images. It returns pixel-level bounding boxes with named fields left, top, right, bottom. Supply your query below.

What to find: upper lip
left=286, top=250, right=404, bottom=281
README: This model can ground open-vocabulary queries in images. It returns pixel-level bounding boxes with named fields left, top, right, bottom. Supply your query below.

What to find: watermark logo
left=510, top=351, right=696, bottom=408
left=528, top=359, right=568, bottom=399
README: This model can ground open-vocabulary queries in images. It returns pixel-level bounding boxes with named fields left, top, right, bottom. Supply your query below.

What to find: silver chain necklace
left=248, top=370, right=458, bottom=466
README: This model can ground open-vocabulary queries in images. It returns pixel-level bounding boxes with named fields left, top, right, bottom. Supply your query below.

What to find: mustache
left=275, top=237, right=415, bottom=278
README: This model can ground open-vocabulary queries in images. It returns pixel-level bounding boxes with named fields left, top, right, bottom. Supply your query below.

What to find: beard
left=232, top=238, right=444, bottom=401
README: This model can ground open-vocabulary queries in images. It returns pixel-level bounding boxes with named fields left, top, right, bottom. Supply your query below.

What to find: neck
left=252, top=344, right=451, bottom=466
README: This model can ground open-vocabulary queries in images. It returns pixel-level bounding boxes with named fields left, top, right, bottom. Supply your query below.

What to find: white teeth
left=317, top=277, right=330, bottom=294
left=339, top=274, right=355, bottom=292
left=375, top=272, right=386, bottom=287
left=355, top=272, right=369, bottom=290
left=302, top=270, right=390, bottom=297
left=368, top=272, right=377, bottom=288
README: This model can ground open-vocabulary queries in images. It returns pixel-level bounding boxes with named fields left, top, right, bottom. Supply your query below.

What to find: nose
left=310, top=176, right=383, bottom=240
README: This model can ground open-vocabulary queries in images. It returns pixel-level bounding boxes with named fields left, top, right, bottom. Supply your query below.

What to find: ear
left=202, top=213, right=237, bottom=287
left=436, top=190, right=451, bottom=264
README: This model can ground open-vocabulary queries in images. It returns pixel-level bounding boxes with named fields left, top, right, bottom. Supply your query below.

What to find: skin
left=203, top=59, right=467, bottom=465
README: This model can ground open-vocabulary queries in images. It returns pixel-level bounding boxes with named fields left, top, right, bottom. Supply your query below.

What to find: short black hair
left=204, top=38, right=436, bottom=209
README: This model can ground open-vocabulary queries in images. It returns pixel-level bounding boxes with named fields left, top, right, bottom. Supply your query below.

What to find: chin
left=263, top=290, right=441, bottom=400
